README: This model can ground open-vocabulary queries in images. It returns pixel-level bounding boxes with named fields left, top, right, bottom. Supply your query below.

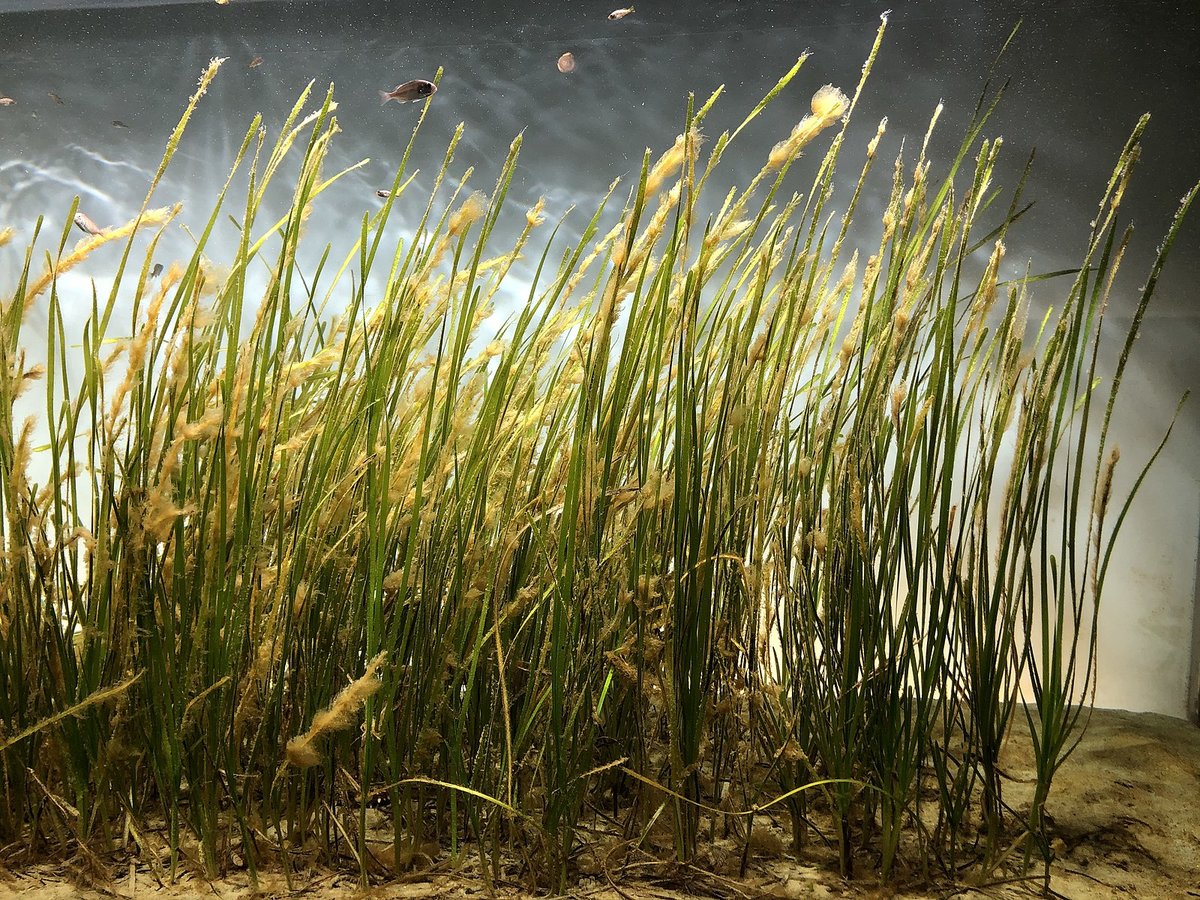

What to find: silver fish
left=74, top=212, right=106, bottom=236
left=608, top=6, right=634, bottom=19
left=378, top=79, right=436, bottom=105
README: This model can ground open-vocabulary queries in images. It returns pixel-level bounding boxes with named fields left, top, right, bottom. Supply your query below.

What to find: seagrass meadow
left=1, top=21, right=1197, bottom=895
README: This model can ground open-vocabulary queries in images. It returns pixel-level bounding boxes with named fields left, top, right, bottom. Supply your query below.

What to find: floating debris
left=112, top=119, right=129, bottom=129
left=151, top=263, right=163, bottom=278
left=73, top=212, right=107, bottom=236
left=378, top=79, right=436, bottom=105
left=0, top=97, right=14, bottom=106
left=248, top=56, right=263, bottom=69
left=48, top=91, right=64, bottom=105
left=557, top=52, right=577, bottom=74
left=608, top=6, right=634, bottom=20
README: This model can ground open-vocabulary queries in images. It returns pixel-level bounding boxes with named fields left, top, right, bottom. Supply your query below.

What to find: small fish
left=378, top=79, right=436, bottom=105
left=112, top=119, right=129, bottom=128
left=375, top=189, right=395, bottom=199
left=151, top=263, right=163, bottom=278
left=48, top=91, right=64, bottom=105
left=608, top=6, right=634, bottom=19
left=248, top=56, right=263, bottom=69
left=557, top=52, right=577, bottom=74
left=73, top=212, right=106, bottom=236
left=0, top=97, right=14, bottom=106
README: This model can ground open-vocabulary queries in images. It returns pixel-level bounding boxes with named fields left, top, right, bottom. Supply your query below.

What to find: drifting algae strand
left=285, top=651, right=389, bottom=768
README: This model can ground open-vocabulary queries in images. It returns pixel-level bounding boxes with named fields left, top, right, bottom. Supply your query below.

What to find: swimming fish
left=557, top=52, right=577, bottom=74
left=48, top=91, right=64, bottom=105
left=378, top=80, right=436, bottom=105
left=73, top=212, right=106, bottom=236
left=375, top=189, right=395, bottom=199
left=151, top=263, right=163, bottom=278
left=112, top=119, right=129, bottom=128
left=608, top=6, right=634, bottom=19
left=248, top=56, right=263, bottom=69
left=0, top=97, right=14, bottom=106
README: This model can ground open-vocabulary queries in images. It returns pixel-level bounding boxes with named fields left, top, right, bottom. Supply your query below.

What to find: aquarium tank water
left=0, top=0, right=1197, bottom=894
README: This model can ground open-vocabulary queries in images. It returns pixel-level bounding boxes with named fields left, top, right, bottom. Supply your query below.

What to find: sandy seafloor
left=1, top=708, right=1196, bottom=900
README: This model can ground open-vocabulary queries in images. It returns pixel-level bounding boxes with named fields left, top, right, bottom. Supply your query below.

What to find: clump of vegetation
left=0, top=19, right=1194, bottom=894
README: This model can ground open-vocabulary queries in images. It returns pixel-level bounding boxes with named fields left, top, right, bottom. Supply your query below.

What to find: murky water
left=1, top=0, right=1197, bottom=717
